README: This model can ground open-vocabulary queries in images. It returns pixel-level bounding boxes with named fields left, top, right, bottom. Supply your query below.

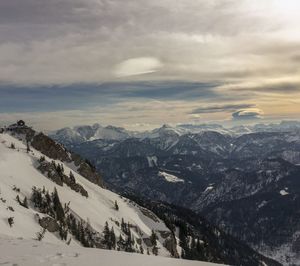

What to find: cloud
left=0, top=81, right=222, bottom=113
left=232, top=108, right=263, bottom=120
left=114, top=57, right=163, bottom=77
left=0, top=0, right=300, bottom=85
left=191, top=104, right=255, bottom=114
left=0, top=0, right=300, bottom=128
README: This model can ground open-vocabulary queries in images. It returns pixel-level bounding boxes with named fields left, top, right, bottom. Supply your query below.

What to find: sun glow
left=274, top=0, right=300, bottom=13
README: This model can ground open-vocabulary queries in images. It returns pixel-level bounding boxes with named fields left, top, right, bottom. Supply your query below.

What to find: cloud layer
left=0, top=0, right=300, bottom=128
left=1, top=0, right=300, bottom=85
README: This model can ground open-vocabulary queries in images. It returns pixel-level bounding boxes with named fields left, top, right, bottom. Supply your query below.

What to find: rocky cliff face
left=9, top=125, right=104, bottom=187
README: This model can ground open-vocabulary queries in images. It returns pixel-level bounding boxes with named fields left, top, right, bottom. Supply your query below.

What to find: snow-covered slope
left=0, top=132, right=177, bottom=257
left=0, top=234, right=222, bottom=266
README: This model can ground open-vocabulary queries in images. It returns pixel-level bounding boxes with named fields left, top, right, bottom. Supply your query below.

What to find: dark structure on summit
left=8, top=120, right=28, bottom=130
left=17, top=120, right=25, bottom=127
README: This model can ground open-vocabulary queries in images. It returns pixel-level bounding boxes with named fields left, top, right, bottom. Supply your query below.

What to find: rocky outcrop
left=31, top=133, right=72, bottom=162
left=8, top=123, right=104, bottom=188
left=163, top=234, right=179, bottom=258
left=76, top=160, right=103, bottom=187
left=38, top=161, right=64, bottom=186
left=39, top=216, right=59, bottom=232
left=142, top=238, right=152, bottom=247
left=31, top=133, right=103, bottom=187
left=37, top=160, right=88, bottom=197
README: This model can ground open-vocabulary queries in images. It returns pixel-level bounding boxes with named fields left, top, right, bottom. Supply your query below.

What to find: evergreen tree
left=69, top=171, right=76, bottom=183
left=103, top=221, right=111, bottom=249
left=121, top=218, right=126, bottom=234
left=31, top=187, right=42, bottom=208
left=117, top=234, right=124, bottom=250
left=191, top=236, right=196, bottom=250
left=114, top=200, right=119, bottom=211
left=61, top=164, right=64, bottom=173
left=152, top=246, right=158, bottom=256
left=36, top=228, right=46, bottom=241
left=26, top=141, right=30, bottom=153
left=53, top=187, right=65, bottom=223
left=21, top=196, right=28, bottom=209
left=8, top=217, right=14, bottom=227
left=150, top=230, right=157, bottom=246
left=16, top=195, right=21, bottom=205
left=140, top=245, right=144, bottom=254
left=125, top=232, right=133, bottom=252
left=110, top=227, right=116, bottom=249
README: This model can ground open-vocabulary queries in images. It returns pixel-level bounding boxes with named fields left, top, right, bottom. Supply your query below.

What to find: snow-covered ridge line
left=50, top=120, right=300, bottom=145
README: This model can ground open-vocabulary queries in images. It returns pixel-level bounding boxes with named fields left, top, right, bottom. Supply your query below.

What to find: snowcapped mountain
left=0, top=122, right=282, bottom=266
left=176, top=124, right=231, bottom=135
left=177, top=121, right=300, bottom=135
left=51, top=121, right=300, bottom=149
left=51, top=121, right=300, bottom=265
left=141, top=124, right=184, bottom=151
left=50, top=124, right=133, bottom=145
left=92, top=125, right=132, bottom=141
left=143, top=124, right=185, bottom=139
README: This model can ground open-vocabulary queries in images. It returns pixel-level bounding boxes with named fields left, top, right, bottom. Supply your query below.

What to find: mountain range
left=0, top=122, right=281, bottom=266
left=50, top=120, right=300, bottom=265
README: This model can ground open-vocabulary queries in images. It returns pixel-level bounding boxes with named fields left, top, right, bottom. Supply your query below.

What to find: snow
left=147, top=156, right=158, bottom=168
left=0, top=133, right=175, bottom=257
left=0, top=234, right=222, bottom=266
left=257, top=200, right=268, bottom=209
left=279, top=189, right=289, bottom=196
left=158, top=171, right=184, bottom=183
left=203, top=186, right=214, bottom=193
left=91, top=126, right=129, bottom=141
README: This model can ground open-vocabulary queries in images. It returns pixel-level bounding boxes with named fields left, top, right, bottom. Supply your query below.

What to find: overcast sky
left=0, top=0, right=300, bottom=130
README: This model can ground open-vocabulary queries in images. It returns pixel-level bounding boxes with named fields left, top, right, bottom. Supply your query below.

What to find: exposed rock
left=31, top=133, right=71, bottom=162
left=142, top=238, right=152, bottom=247
left=76, top=161, right=103, bottom=187
left=7, top=124, right=104, bottom=188
left=37, top=160, right=88, bottom=197
left=39, top=217, right=59, bottom=232
left=163, top=235, right=179, bottom=258
left=139, top=207, right=159, bottom=222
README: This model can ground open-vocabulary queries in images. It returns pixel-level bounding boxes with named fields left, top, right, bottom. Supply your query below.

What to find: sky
left=0, top=0, right=300, bottom=131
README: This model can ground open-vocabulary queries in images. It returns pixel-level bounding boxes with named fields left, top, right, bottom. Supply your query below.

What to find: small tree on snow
left=69, top=171, right=76, bottom=184
left=114, top=200, right=119, bottom=211
left=8, top=217, right=14, bottom=227
left=22, top=197, right=28, bottom=208
left=150, top=230, right=157, bottom=246
left=26, top=140, right=31, bottom=153
left=36, top=228, right=46, bottom=241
